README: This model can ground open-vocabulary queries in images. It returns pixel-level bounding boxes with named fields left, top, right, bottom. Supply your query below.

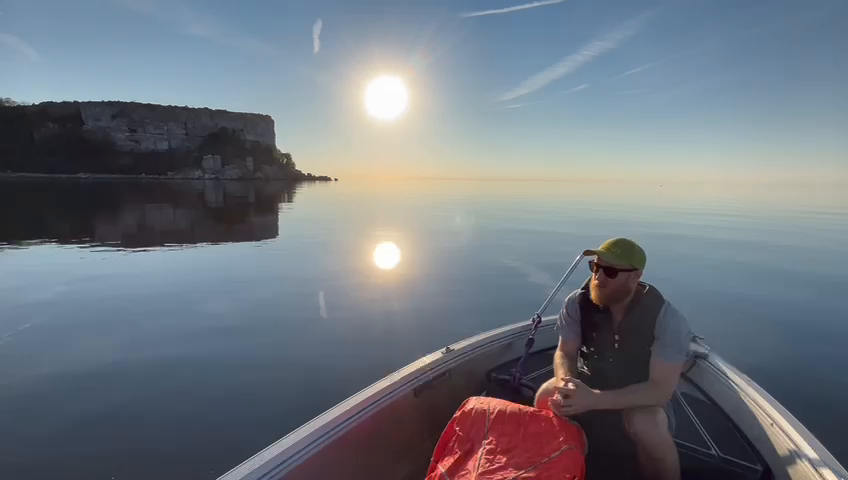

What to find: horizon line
left=331, top=174, right=848, bottom=185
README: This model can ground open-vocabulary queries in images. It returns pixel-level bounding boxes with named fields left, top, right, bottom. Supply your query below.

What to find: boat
left=218, top=253, right=846, bottom=480
left=217, top=314, right=846, bottom=480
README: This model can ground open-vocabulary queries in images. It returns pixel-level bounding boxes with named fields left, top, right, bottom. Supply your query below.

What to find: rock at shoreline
left=201, top=155, right=222, bottom=172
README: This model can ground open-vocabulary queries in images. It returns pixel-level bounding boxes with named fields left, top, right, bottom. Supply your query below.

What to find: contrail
left=498, top=12, right=651, bottom=102
left=461, top=0, right=566, bottom=18
left=608, top=51, right=687, bottom=80
left=491, top=101, right=538, bottom=110
left=492, top=83, right=589, bottom=110
left=559, top=83, right=590, bottom=95
left=612, top=62, right=658, bottom=79
left=312, top=18, right=322, bottom=54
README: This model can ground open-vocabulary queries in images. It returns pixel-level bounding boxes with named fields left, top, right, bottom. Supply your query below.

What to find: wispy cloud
left=312, top=18, right=323, bottom=54
left=497, top=12, right=651, bottom=102
left=0, top=32, right=40, bottom=62
left=559, top=83, right=590, bottom=95
left=114, top=0, right=277, bottom=56
left=461, top=0, right=566, bottom=18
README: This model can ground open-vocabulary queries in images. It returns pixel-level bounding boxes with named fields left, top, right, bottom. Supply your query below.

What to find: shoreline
left=0, top=172, right=336, bottom=182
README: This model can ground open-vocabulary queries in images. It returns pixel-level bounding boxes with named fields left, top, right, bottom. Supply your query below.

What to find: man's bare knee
left=624, top=407, right=680, bottom=480
left=534, top=378, right=558, bottom=409
left=623, top=407, right=669, bottom=445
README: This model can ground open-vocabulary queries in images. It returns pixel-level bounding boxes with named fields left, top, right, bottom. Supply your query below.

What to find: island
left=0, top=99, right=336, bottom=181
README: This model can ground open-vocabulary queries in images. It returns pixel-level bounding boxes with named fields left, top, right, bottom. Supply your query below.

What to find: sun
left=373, top=241, right=401, bottom=270
left=364, top=75, right=409, bottom=121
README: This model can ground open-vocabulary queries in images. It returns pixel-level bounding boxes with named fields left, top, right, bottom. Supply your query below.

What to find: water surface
left=1, top=179, right=846, bottom=479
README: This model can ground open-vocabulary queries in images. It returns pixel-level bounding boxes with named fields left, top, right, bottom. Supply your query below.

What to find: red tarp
left=426, top=396, right=587, bottom=480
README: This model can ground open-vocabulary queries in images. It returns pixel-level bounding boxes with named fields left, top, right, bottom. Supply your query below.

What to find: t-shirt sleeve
left=652, top=300, right=692, bottom=364
left=556, top=290, right=582, bottom=344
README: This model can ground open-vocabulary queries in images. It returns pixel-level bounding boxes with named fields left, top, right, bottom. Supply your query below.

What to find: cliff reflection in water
left=0, top=180, right=296, bottom=249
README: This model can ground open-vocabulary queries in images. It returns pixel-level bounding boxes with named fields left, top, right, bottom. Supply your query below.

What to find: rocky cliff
left=30, top=101, right=276, bottom=152
left=0, top=101, right=333, bottom=180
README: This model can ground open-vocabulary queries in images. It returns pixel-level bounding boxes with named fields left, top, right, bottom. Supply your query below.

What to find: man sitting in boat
left=535, top=237, right=692, bottom=480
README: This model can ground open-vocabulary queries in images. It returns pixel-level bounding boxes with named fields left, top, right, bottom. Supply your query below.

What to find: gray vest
left=577, top=280, right=665, bottom=391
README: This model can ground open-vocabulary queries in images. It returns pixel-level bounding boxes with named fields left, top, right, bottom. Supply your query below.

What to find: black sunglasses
left=588, top=260, right=638, bottom=279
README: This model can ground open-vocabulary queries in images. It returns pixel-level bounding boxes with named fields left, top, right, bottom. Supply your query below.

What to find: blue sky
left=1, top=0, right=846, bottom=181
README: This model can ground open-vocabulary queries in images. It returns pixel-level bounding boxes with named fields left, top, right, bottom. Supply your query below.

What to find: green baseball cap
left=583, top=237, right=647, bottom=270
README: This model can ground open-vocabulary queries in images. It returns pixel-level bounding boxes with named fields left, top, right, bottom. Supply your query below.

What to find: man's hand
left=548, top=377, right=599, bottom=417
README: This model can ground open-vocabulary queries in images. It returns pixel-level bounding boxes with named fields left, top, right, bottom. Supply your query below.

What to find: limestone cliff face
left=35, top=101, right=276, bottom=152
left=1, top=101, right=336, bottom=179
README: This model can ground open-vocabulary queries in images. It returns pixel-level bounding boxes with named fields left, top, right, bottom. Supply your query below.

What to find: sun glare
left=364, top=75, right=409, bottom=121
left=373, top=241, right=401, bottom=270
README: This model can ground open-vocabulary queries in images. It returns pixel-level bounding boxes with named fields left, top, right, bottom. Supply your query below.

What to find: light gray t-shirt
left=557, top=288, right=693, bottom=364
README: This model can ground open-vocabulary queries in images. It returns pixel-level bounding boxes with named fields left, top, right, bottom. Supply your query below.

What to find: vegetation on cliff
left=196, top=126, right=296, bottom=170
left=0, top=101, right=332, bottom=180
left=1, top=97, right=27, bottom=107
left=1, top=102, right=115, bottom=174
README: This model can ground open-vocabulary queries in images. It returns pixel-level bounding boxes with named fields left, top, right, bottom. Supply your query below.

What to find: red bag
left=426, top=396, right=587, bottom=480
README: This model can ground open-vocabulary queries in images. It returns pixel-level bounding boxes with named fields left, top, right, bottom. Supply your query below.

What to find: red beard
left=589, top=280, right=633, bottom=307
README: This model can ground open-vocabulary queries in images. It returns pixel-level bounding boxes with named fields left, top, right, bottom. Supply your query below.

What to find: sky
left=1, top=0, right=847, bottom=181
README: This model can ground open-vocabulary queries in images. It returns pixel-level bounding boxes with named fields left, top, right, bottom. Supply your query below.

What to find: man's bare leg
left=623, top=407, right=680, bottom=480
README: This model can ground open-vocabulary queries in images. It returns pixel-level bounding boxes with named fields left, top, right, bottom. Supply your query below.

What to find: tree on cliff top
left=277, top=151, right=296, bottom=170
left=1, top=97, right=31, bottom=106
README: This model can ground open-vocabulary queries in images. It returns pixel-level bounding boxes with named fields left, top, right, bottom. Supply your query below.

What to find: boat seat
left=484, top=347, right=767, bottom=480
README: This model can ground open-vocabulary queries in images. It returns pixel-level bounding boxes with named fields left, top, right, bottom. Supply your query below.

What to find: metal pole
left=534, top=254, right=585, bottom=318
left=506, top=253, right=587, bottom=387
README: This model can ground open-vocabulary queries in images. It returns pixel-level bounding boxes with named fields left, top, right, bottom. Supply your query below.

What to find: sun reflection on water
left=373, top=241, right=401, bottom=270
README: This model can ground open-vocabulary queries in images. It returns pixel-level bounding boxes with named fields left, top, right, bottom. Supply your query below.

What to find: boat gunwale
left=697, top=353, right=847, bottom=480
left=218, top=316, right=560, bottom=480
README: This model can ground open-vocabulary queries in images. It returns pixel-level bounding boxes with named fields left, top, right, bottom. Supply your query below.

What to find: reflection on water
left=0, top=180, right=296, bottom=249
left=373, top=241, right=401, bottom=270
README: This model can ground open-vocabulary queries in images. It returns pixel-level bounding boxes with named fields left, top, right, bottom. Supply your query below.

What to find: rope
left=510, top=313, right=543, bottom=387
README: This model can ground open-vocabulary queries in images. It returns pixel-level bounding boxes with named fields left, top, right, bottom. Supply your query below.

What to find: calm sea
left=1, top=179, right=846, bottom=479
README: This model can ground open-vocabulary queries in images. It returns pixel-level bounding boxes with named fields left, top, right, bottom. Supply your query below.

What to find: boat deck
left=485, top=347, right=769, bottom=480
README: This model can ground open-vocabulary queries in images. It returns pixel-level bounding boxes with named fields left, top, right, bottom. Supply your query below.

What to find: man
left=535, top=238, right=692, bottom=480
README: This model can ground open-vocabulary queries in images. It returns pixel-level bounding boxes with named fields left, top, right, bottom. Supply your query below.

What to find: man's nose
left=593, top=269, right=608, bottom=282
